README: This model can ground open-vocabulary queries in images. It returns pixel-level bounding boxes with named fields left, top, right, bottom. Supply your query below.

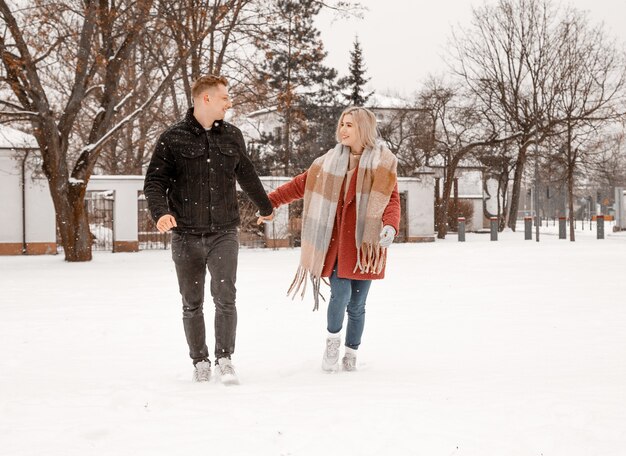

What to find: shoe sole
left=219, top=373, right=239, bottom=385
left=192, top=371, right=212, bottom=382
left=322, top=359, right=339, bottom=372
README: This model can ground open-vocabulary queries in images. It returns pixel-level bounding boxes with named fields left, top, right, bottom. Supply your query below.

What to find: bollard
left=597, top=215, right=605, bottom=239
left=559, top=217, right=566, bottom=239
left=458, top=217, right=466, bottom=242
left=490, top=217, right=498, bottom=241
left=524, top=216, right=532, bottom=240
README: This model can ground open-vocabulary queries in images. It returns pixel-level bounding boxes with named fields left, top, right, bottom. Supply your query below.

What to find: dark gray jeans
left=171, top=230, right=238, bottom=365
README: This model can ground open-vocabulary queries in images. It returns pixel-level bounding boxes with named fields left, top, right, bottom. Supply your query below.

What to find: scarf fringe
left=353, top=243, right=388, bottom=275
left=287, top=265, right=307, bottom=299
left=287, top=265, right=326, bottom=311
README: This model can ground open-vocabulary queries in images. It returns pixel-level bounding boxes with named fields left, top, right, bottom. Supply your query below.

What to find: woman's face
left=339, top=114, right=362, bottom=152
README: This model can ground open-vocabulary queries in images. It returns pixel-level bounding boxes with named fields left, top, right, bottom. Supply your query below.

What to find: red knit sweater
left=268, top=170, right=401, bottom=280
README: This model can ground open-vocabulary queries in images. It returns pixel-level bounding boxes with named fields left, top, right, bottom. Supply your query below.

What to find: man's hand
left=156, top=214, right=177, bottom=233
left=256, top=210, right=275, bottom=225
left=379, top=225, right=396, bottom=248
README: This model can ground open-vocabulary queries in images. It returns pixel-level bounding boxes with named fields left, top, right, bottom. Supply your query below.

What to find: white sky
left=316, top=0, right=626, bottom=98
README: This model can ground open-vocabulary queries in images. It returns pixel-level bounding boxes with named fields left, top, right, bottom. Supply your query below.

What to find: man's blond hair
left=191, top=75, right=228, bottom=99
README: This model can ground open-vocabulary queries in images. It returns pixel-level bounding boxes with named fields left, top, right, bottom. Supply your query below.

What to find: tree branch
left=58, top=0, right=98, bottom=139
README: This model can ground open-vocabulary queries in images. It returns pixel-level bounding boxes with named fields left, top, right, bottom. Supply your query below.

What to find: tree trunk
left=283, top=110, right=291, bottom=175
left=567, top=166, right=575, bottom=242
left=34, top=121, right=91, bottom=261
left=434, top=177, right=440, bottom=232
left=50, top=179, right=92, bottom=261
left=450, top=177, right=459, bottom=231
left=507, top=146, right=528, bottom=231
left=437, top=177, right=452, bottom=239
left=498, top=170, right=509, bottom=231
left=437, top=158, right=459, bottom=239
left=567, top=123, right=576, bottom=242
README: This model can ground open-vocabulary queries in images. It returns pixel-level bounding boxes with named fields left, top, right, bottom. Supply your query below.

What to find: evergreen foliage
left=255, top=0, right=340, bottom=174
left=339, top=36, right=373, bottom=106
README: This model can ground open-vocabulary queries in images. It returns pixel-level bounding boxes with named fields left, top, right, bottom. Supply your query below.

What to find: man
left=144, top=75, right=274, bottom=384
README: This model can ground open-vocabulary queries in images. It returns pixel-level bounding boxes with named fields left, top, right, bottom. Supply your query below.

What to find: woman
left=264, top=107, right=400, bottom=372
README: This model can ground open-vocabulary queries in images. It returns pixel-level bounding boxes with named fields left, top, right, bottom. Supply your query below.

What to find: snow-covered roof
left=0, top=125, right=38, bottom=149
left=246, top=93, right=414, bottom=119
left=364, top=93, right=413, bottom=109
left=428, top=155, right=485, bottom=169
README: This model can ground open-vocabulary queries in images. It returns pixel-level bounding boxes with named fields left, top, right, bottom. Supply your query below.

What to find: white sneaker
left=342, top=347, right=357, bottom=371
left=322, top=333, right=341, bottom=372
left=215, top=358, right=239, bottom=385
left=193, top=360, right=211, bottom=382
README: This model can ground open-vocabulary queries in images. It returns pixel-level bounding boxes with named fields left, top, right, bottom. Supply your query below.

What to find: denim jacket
left=144, top=108, right=273, bottom=233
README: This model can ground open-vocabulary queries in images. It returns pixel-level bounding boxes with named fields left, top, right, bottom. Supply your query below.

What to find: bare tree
left=475, top=140, right=517, bottom=230
left=377, top=107, right=431, bottom=176
left=418, top=78, right=519, bottom=238
left=157, top=0, right=258, bottom=107
left=549, top=10, right=626, bottom=241
left=97, top=0, right=274, bottom=175
left=452, top=0, right=626, bottom=234
left=87, top=24, right=176, bottom=175
left=451, top=0, right=566, bottom=230
left=0, top=0, right=188, bottom=261
left=591, top=128, right=626, bottom=190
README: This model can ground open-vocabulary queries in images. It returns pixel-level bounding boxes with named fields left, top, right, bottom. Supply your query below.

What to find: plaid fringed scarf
left=288, top=141, right=398, bottom=310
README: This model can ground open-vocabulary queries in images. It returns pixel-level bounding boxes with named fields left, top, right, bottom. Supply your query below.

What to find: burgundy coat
left=268, top=170, right=401, bottom=280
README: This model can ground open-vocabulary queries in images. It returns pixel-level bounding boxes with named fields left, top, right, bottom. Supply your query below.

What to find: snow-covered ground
left=1, top=228, right=625, bottom=456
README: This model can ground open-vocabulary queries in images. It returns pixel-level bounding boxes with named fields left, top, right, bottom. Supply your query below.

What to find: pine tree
left=255, top=0, right=338, bottom=174
left=340, top=36, right=373, bottom=106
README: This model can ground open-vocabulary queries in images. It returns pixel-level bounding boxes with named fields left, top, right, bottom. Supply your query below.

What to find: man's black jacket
left=144, top=108, right=273, bottom=233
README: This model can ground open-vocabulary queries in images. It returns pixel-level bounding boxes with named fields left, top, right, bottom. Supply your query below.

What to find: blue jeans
left=327, top=266, right=372, bottom=350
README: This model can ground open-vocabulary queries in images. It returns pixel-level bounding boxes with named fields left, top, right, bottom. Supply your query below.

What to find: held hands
left=256, top=210, right=275, bottom=225
left=156, top=214, right=177, bottom=233
left=379, top=225, right=396, bottom=248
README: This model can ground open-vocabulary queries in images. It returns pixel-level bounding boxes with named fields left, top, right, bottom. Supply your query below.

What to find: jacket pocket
left=180, top=148, right=204, bottom=159
left=217, top=145, right=239, bottom=171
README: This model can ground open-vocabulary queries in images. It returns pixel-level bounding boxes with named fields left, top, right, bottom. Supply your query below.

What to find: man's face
left=202, top=84, right=232, bottom=120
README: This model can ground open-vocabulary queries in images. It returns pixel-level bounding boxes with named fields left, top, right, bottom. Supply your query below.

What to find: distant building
left=0, top=125, right=57, bottom=254
left=239, top=93, right=419, bottom=145
left=238, top=95, right=436, bottom=242
left=429, top=163, right=492, bottom=232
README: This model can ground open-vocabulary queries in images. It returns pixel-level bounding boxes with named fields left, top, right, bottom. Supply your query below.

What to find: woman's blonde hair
left=335, top=107, right=378, bottom=149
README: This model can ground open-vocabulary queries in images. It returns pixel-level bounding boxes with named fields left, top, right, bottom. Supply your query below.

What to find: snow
left=364, top=92, right=413, bottom=109
left=89, top=223, right=113, bottom=245
left=1, top=229, right=626, bottom=455
left=114, top=92, right=133, bottom=112
left=90, top=175, right=144, bottom=181
left=0, top=125, right=37, bottom=149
